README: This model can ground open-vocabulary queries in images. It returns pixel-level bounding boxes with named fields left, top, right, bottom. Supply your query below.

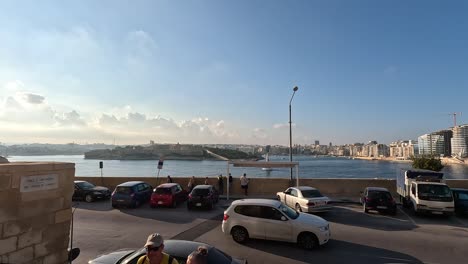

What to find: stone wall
left=74, top=176, right=468, bottom=199
left=0, top=162, right=75, bottom=264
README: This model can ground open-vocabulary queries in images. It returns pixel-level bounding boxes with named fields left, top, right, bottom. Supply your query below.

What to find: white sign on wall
left=20, top=174, right=59, bottom=193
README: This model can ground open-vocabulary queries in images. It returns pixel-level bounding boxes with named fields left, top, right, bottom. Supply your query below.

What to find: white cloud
left=54, top=110, right=86, bottom=127
left=273, top=123, right=295, bottom=129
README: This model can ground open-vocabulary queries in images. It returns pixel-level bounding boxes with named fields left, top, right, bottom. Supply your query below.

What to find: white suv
left=222, top=199, right=330, bottom=249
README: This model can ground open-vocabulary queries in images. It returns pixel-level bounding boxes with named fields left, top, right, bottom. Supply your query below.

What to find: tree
left=410, top=155, right=444, bottom=172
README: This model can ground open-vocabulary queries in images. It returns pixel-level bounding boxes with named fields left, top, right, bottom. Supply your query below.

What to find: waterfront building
left=389, top=140, right=416, bottom=159
left=418, top=133, right=447, bottom=156
left=451, top=124, right=468, bottom=158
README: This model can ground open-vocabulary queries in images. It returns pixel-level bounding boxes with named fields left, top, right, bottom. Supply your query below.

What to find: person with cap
left=137, top=233, right=178, bottom=264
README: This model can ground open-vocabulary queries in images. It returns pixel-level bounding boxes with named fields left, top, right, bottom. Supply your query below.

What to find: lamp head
left=293, top=86, right=298, bottom=92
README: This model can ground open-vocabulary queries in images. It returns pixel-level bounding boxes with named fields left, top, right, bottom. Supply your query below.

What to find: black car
left=111, top=181, right=153, bottom=208
left=73, top=180, right=111, bottom=203
left=187, top=185, right=219, bottom=210
left=452, top=188, right=468, bottom=216
left=360, top=187, right=397, bottom=215
left=88, top=240, right=247, bottom=264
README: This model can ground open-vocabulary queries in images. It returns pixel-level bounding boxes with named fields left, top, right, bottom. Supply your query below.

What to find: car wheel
left=277, top=196, right=281, bottom=201
left=187, top=203, right=192, bottom=210
left=389, top=209, right=397, bottom=216
left=295, top=203, right=302, bottom=212
left=231, top=226, right=249, bottom=244
left=172, top=200, right=177, bottom=208
left=85, top=194, right=93, bottom=203
left=298, top=233, right=318, bottom=250
left=111, top=203, right=117, bottom=208
left=208, top=201, right=214, bottom=210
left=363, top=203, right=369, bottom=213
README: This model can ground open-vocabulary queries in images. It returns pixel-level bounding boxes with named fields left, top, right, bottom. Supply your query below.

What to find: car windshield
left=368, top=191, right=392, bottom=199
left=155, top=188, right=172, bottom=194
left=76, top=181, right=95, bottom=190
left=278, top=203, right=299, bottom=219
left=418, top=185, right=452, bottom=198
left=120, top=248, right=144, bottom=264
left=115, top=186, right=133, bottom=195
left=192, top=188, right=209, bottom=196
left=301, top=189, right=323, bottom=198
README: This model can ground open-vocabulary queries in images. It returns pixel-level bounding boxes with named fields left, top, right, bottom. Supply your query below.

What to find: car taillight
left=130, top=193, right=135, bottom=198
left=391, top=198, right=396, bottom=204
left=307, top=202, right=315, bottom=206
left=188, top=194, right=192, bottom=199
left=223, top=214, right=229, bottom=221
left=365, top=197, right=372, bottom=202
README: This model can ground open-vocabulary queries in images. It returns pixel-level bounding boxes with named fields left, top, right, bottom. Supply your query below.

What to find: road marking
left=398, top=207, right=417, bottom=225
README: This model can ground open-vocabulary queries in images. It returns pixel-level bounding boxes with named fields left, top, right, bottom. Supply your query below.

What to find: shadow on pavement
left=323, top=205, right=418, bottom=231
left=72, top=200, right=113, bottom=212
left=244, top=239, right=424, bottom=264
left=399, top=206, right=468, bottom=228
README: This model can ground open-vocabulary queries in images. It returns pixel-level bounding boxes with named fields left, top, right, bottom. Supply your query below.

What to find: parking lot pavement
left=72, top=200, right=224, bottom=264
left=73, top=201, right=468, bottom=264
left=196, top=204, right=468, bottom=264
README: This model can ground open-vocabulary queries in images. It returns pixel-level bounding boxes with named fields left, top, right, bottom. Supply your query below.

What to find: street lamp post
left=289, top=86, right=298, bottom=183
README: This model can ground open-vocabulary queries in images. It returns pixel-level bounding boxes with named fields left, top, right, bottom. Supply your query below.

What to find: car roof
left=366, top=187, right=390, bottom=192
left=74, top=180, right=86, bottom=183
left=415, top=182, right=448, bottom=186
left=451, top=188, right=468, bottom=192
left=231, top=198, right=281, bottom=207
left=117, top=181, right=145, bottom=187
left=157, top=183, right=178, bottom=188
left=193, top=184, right=212, bottom=189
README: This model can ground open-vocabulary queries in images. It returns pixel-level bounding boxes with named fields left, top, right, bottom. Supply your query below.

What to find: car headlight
left=319, top=224, right=329, bottom=232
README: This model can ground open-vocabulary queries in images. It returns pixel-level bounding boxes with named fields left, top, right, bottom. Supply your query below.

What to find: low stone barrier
left=74, top=176, right=468, bottom=199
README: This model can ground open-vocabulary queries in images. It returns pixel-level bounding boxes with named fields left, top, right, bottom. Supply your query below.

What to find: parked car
left=222, top=199, right=330, bottom=249
left=73, top=180, right=111, bottom=203
left=451, top=188, right=468, bottom=216
left=276, top=186, right=332, bottom=213
left=87, top=240, right=247, bottom=264
left=187, top=185, right=219, bottom=210
left=111, top=181, right=152, bottom=208
left=150, top=183, right=188, bottom=208
left=360, top=187, right=397, bottom=215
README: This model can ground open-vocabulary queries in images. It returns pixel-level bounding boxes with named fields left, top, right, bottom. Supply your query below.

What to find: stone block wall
left=0, top=162, right=75, bottom=264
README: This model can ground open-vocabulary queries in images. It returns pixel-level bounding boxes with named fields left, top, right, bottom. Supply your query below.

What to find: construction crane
left=449, top=112, right=462, bottom=127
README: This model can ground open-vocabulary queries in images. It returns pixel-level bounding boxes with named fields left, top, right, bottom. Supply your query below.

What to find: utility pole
left=449, top=112, right=462, bottom=127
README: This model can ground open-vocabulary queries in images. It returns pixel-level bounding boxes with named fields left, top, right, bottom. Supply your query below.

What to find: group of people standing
left=167, top=173, right=250, bottom=196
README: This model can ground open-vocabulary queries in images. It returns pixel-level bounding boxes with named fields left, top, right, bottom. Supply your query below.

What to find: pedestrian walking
left=217, top=174, right=224, bottom=195
left=137, top=233, right=178, bottom=264
left=240, top=173, right=249, bottom=196
left=166, top=175, right=173, bottom=183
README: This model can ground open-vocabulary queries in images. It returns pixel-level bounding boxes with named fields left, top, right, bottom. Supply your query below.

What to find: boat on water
left=262, top=153, right=273, bottom=171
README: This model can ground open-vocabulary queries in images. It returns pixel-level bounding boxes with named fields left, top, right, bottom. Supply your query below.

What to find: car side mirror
left=68, top=248, right=80, bottom=261
left=281, top=216, right=287, bottom=221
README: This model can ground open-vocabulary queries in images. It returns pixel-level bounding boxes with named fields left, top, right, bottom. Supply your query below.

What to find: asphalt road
left=71, top=200, right=468, bottom=264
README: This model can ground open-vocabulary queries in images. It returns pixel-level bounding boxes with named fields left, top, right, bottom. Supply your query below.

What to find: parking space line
left=398, top=207, right=417, bottom=225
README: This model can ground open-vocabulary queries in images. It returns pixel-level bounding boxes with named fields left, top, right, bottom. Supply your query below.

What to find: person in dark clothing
left=167, top=175, right=173, bottom=183
left=217, top=174, right=224, bottom=195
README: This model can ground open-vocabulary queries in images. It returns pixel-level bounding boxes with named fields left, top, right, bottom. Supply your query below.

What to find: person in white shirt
left=240, top=173, right=249, bottom=196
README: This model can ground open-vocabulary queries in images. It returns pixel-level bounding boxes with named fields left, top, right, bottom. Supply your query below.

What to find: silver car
left=277, top=186, right=332, bottom=213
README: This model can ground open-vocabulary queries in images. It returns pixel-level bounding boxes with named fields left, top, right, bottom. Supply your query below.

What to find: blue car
left=452, top=188, right=468, bottom=216
left=111, top=181, right=153, bottom=208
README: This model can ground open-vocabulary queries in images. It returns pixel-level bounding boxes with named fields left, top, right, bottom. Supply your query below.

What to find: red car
left=150, top=183, right=188, bottom=208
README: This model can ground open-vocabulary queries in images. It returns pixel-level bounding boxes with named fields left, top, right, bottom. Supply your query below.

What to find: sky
left=1, top=0, right=468, bottom=146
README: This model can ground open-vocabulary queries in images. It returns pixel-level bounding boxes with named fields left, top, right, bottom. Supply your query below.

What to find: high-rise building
left=451, top=124, right=468, bottom=157
left=433, top=130, right=452, bottom=157
left=315, top=140, right=320, bottom=146
left=418, top=133, right=446, bottom=156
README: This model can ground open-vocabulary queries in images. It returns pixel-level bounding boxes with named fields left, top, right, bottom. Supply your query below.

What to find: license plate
left=196, top=203, right=202, bottom=206
left=316, top=201, right=325, bottom=206
left=377, top=206, right=387, bottom=209
left=432, top=211, right=443, bottom=215
left=117, top=200, right=124, bottom=202
left=158, top=201, right=163, bottom=204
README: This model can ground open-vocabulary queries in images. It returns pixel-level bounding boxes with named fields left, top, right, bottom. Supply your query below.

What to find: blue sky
left=1, top=0, right=467, bottom=145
